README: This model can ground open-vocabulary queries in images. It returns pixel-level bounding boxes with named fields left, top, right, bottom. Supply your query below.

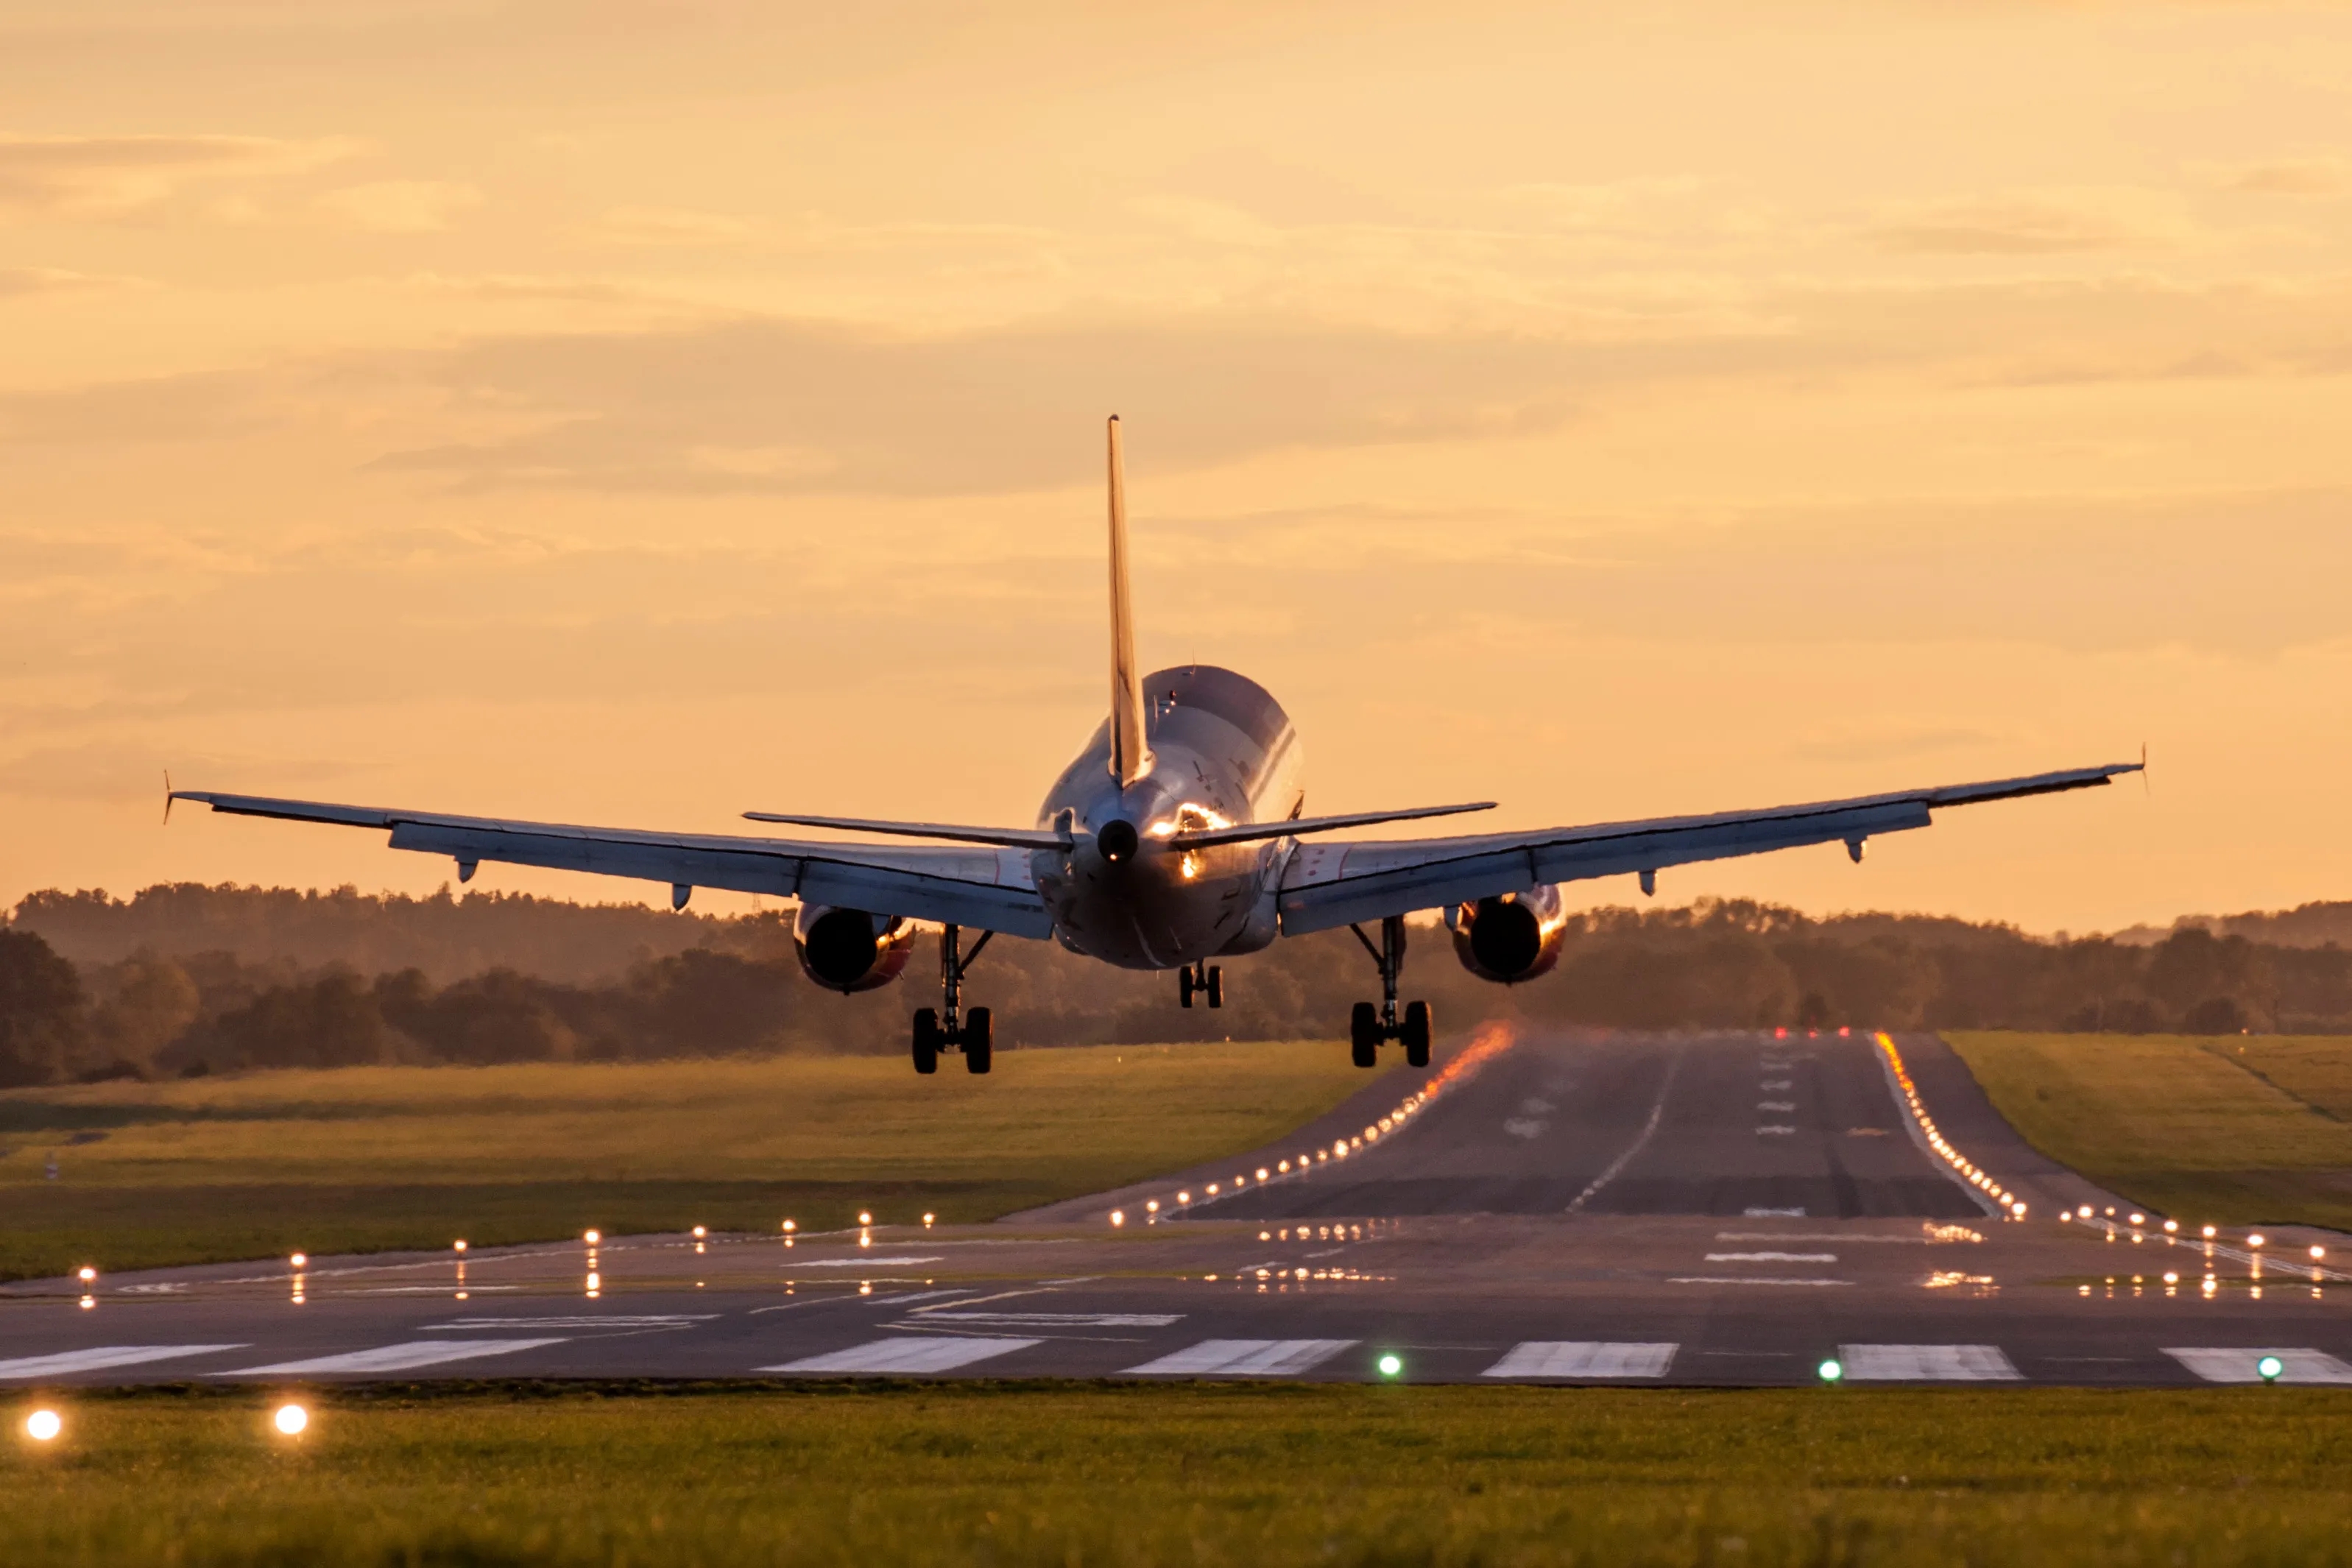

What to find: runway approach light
left=922, top=1212, right=936, bottom=1227
left=76, top=1267, right=96, bottom=1284
left=692, top=1226, right=706, bottom=1240
left=289, top=1254, right=306, bottom=1269
left=583, top=1230, right=601, bottom=1246
left=1109, top=1210, right=1126, bottom=1227
left=2248, top=1234, right=2267, bottom=1249
left=25, top=1408, right=62, bottom=1442
left=2164, top=1219, right=2180, bottom=1234
left=2312, top=1246, right=2328, bottom=1261
left=453, top=1240, right=467, bottom=1252
left=2258, top=1355, right=2285, bottom=1385
left=2202, top=1225, right=2217, bottom=1239
left=1817, top=1358, right=1844, bottom=1384
left=273, top=1403, right=308, bottom=1436
left=1377, top=1353, right=1404, bottom=1378
left=782, top=1219, right=797, bottom=1232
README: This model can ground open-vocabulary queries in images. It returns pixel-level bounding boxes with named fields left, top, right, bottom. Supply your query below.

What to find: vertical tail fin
left=1106, top=414, right=1152, bottom=787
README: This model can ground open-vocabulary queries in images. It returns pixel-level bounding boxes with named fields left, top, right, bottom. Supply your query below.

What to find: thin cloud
left=1867, top=187, right=2192, bottom=255
left=315, top=179, right=482, bottom=233
left=0, top=133, right=357, bottom=217
left=2186, top=155, right=2349, bottom=197
left=587, top=205, right=756, bottom=246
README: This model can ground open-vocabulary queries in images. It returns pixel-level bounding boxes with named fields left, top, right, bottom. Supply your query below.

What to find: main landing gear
left=1178, top=959, right=1223, bottom=1009
left=912, top=924, right=993, bottom=1076
left=1349, top=914, right=1433, bottom=1070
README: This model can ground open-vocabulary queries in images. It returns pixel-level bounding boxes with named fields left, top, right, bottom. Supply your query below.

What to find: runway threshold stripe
left=1840, top=1344, right=2021, bottom=1382
left=2165, top=1348, right=2352, bottom=1385
left=0, top=1345, right=248, bottom=1380
left=1483, top=1342, right=1677, bottom=1379
left=222, top=1338, right=568, bottom=1374
left=761, top=1337, right=1044, bottom=1374
left=1122, top=1339, right=1358, bottom=1376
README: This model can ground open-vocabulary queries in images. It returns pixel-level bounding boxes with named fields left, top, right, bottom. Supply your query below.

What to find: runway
left=5, top=1028, right=2348, bottom=1389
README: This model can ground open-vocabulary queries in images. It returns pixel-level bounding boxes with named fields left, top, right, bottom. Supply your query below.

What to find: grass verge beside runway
left=0, top=1042, right=1380, bottom=1280
left=7, top=1382, right=2351, bottom=1567
left=1946, top=1031, right=2352, bottom=1231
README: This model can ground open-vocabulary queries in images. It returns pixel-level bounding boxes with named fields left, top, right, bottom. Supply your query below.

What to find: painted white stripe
left=1122, top=1338, right=1358, bottom=1376
left=790, top=1257, right=943, bottom=1268
left=1706, top=1252, right=1836, bottom=1262
left=1483, top=1341, right=1677, bottom=1379
left=760, top=1337, right=1042, bottom=1374
left=0, top=1344, right=247, bottom=1380
left=1840, top=1343, right=2021, bottom=1382
left=222, top=1338, right=567, bottom=1374
left=423, top=1316, right=713, bottom=1330
left=910, top=1312, right=1184, bottom=1327
left=1755, top=1125, right=1796, bottom=1136
left=1670, top=1276, right=1849, bottom=1287
left=2165, top=1347, right=2352, bottom=1385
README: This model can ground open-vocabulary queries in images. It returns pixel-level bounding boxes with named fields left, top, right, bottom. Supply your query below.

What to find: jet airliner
left=171, top=418, right=2141, bottom=1075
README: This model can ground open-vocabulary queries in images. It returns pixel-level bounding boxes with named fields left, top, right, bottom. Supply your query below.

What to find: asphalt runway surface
left=6, top=1028, right=2349, bottom=1390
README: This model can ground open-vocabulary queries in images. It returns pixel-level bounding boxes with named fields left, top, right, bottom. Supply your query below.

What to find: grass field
left=6, top=1382, right=2349, bottom=1567
left=0, top=1042, right=1381, bottom=1281
left=1946, top=1031, right=2352, bottom=1232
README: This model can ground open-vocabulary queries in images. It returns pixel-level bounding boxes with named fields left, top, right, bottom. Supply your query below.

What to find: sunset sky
left=5, top=1, right=2351, bottom=933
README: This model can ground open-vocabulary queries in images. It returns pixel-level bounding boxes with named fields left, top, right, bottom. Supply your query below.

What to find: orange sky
left=4, top=1, right=2351, bottom=933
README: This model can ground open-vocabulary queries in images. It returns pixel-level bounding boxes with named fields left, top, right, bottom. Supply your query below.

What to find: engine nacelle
left=1449, top=884, right=1566, bottom=984
left=793, top=905, right=916, bottom=993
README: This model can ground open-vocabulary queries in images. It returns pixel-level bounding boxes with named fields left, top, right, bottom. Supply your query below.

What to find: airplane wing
left=1276, top=762, right=2141, bottom=935
left=168, top=791, right=1054, bottom=937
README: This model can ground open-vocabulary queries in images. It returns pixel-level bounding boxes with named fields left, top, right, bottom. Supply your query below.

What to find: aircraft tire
left=1349, top=1002, right=1380, bottom=1068
left=911, top=1009, right=941, bottom=1075
left=1206, top=965, right=1223, bottom=1009
left=1179, top=967, right=1194, bottom=1008
left=1402, top=1000, right=1432, bottom=1068
left=964, top=1007, right=993, bottom=1075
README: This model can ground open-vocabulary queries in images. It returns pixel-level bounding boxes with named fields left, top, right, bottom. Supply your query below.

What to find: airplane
left=169, top=416, right=2142, bottom=1076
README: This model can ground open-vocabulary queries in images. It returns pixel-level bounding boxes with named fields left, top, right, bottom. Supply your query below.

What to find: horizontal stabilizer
left=1169, top=801, right=1496, bottom=850
left=741, top=811, right=1073, bottom=851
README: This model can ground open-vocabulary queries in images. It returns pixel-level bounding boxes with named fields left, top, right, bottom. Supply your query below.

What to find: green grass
left=1946, top=1031, right=2352, bottom=1231
left=5, top=1382, right=2349, bottom=1567
left=0, top=1042, right=1382, bottom=1280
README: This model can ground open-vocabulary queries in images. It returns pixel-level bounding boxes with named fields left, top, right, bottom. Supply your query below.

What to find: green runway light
left=1817, top=1358, right=1844, bottom=1383
left=1377, top=1353, right=1403, bottom=1378
left=2257, top=1355, right=2284, bottom=1384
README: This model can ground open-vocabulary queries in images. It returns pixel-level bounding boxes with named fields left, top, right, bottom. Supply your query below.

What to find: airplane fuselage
left=1030, top=664, right=1302, bottom=969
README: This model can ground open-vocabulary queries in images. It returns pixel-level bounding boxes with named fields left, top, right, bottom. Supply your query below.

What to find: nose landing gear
left=912, top=924, right=994, bottom=1076
left=1348, top=915, right=1433, bottom=1069
left=1177, top=960, right=1223, bottom=1009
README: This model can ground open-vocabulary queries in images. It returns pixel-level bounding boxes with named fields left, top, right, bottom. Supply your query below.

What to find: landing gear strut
left=912, top=924, right=993, bottom=1076
left=1178, top=959, right=1223, bottom=1009
left=1348, top=915, right=1433, bottom=1070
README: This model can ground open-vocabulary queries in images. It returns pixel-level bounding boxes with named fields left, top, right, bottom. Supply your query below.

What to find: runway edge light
left=1818, top=1358, right=1844, bottom=1384
left=1377, top=1353, right=1403, bottom=1379
left=2258, top=1355, right=2284, bottom=1385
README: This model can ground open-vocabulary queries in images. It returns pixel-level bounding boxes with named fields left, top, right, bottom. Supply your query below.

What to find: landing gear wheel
left=963, top=1007, right=992, bottom=1075
left=1206, top=965, right=1223, bottom=1009
left=911, top=1009, right=941, bottom=1075
left=1179, top=967, right=1196, bottom=1009
left=1349, top=1001, right=1380, bottom=1068
left=1401, top=1000, right=1432, bottom=1068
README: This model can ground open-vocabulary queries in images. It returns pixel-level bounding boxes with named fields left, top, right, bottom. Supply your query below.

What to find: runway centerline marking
left=0, top=1345, right=247, bottom=1379
left=908, top=1312, right=1184, bottom=1327
left=423, top=1316, right=714, bottom=1330
left=1483, top=1342, right=1677, bottom=1380
left=221, top=1338, right=568, bottom=1375
left=1757, top=1101, right=1796, bottom=1112
left=1755, top=1125, right=1796, bottom=1135
left=1670, top=1276, right=1850, bottom=1288
left=2166, top=1348, right=2352, bottom=1385
left=1706, top=1252, right=1836, bottom=1262
left=789, top=1257, right=943, bottom=1268
left=761, top=1337, right=1043, bottom=1374
left=1840, top=1344, right=2021, bottom=1382
left=1122, top=1339, right=1357, bottom=1377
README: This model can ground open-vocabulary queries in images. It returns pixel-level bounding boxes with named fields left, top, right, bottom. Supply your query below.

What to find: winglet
left=163, top=769, right=173, bottom=825
left=1106, top=415, right=1153, bottom=788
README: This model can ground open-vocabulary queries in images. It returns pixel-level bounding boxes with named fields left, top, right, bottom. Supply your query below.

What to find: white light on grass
left=274, top=1403, right=308, bottom=1435
left=25, top=1409, right=61, bottom=1441
left=1818, top=1359, right=1844, bottom=1383
left=2258, top=1355, right=2284, bottom=1384
left=1377, top=1354, right=1403, bottom=1378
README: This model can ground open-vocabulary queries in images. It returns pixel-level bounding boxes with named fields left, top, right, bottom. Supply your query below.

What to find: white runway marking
left=911, top=1312, right=1183, bottom=1327
left=1483, top=1341, right=1677, bottom=1379
left=1742, top=1207, right=1806, bottom=1218
left=2165, top=1348, right=2352, bottom=1384
left=222, top=1338, right=568, bottom=1374
left=789, top=1257, right=943, bottom=1268
left=1670, top=1276, right=1849, bottom=1287
left=1565, top=1048, right=1685, bottom=1214
left=1706, top=1252, right=1836, bottom=1262
left=1757, top=1101, right=1796, bottom=1111
left=1755, top=1125, right=1796, bottom=1135
left=1840, top=1344, right=2021, bottom=1382
left=0, top=1344, right=247, bottom=1380
left=1502, top=1118, right=1547, bottom=1139
left=423, top=1316, right=715, bottom=1330
left=760, top=1337, right=1042, bottom=1374
left=1122, top=1339, right=1359, bottom=1376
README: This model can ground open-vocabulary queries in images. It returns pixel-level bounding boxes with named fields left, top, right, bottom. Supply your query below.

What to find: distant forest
left=4, top=882, right=2351, bottom=1086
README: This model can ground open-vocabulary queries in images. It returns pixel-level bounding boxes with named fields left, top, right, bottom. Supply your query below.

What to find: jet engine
left=1449, top=884, right=1566, bottom=984
left=793, top=905, right=917, bottom=993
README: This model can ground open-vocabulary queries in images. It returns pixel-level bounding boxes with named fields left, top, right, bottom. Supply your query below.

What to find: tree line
left=2, top=883, right=2347, bottom=1085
